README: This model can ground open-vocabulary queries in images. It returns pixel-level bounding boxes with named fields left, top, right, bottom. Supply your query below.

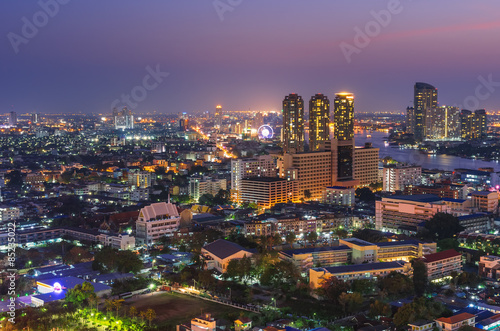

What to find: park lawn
left=126, top=292, right=243, bottom=330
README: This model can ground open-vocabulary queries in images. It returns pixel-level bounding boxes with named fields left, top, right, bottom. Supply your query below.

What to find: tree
left=129, top=306, right=138, bottom=319
left=378, top=271, right=413, bottom=297
left=198, top=193, right=214, bottom=206
left=65, top=282, right=96, bottom=308
left=5, top=170, right=23, bottom=188
left=317, top=276, right=349, bottom=305
left=64, top=246, right=92, bottom=265
left=438, top=238, right=460, bottom=251
left=285, top=232, right=296, bottom=248
left=423, top=213, right=464, bottom=241
left=369, top=300, right=391, bottom=318
left=304, top=190, right=312, bottom=200
left=145, top=308, right=156, bottom=327
left=92, top=247, right=143, bottom=273
left=339, top=292, right=363, bottom=314
left=351, top=279, right=375, bottom=295
left=412, top=259, right=428, bottom=297
left=355, top=187, right=375, bottom=202
left=305, top=232, right=318, bottom=246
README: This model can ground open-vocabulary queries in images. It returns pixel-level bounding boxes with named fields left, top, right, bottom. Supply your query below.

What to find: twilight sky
left=1, top=0, right=500, bottom=115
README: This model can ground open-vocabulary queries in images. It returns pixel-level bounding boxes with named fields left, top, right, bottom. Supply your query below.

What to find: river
left=354, top=130, right=500, bottom=171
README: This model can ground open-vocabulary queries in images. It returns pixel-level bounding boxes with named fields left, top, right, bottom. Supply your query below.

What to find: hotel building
left=282, top=94, right=305, bottom=153
left=309, top=94, right=330, bottom=151
left=239, top=177, right=298, bottom=209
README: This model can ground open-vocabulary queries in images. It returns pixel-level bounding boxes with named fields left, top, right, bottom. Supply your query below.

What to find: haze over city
left=2, top=0, right=500, bottom=114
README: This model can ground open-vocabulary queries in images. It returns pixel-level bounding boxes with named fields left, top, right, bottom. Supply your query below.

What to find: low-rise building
left=458, top=213, right=493, bottom=233
left=435, top=313, right=475, bottom=331
left=201, top=239, right=255, bottom=273
left=470, top=191, right=499, bottom=214
left=383, top=164, right=422, bottom=192
left=239, top=177, right=298, bottom=209
left=322, top=186, right=355, bottom=206
left=309, top=261, right=411, bottom=288
left=423, top=249, right=462, bottom=281
left=135, top=202, right=180, bottom=246
left=479, top=255, right=500, bottom=280
left=376, top=194, right=450, bottom=234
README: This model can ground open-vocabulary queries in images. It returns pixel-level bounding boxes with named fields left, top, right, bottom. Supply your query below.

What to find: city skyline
left=2, top=1, right=500, bottom=114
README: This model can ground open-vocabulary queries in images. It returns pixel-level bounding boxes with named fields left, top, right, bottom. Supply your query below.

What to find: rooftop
left=387, top=194, right=442, bottom=203
left=317, top=261, right=406, bottom=274
left=202, top=239, right=254, bottom=260
left=435, top=312, right=475, bottom=324
left=423, top=249, right=461, bottom=263
left=280, top=245, right=350, bottom=257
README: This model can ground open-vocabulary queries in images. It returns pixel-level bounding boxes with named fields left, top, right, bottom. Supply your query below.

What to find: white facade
left=322, top=186, right=355, bottom=206
left=128, top=171, right=152, bottom=189
left=189, top=176, right=227, bottom=202
left=231, top=155, right=276, bottom=200
left=383, top=165, right=422, bottom=192
left=135, top=202, right=180, bottom=246
left=0, top=206, right=21, bottom=222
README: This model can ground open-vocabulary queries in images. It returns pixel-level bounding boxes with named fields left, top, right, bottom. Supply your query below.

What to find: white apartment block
left=231, top=155, right=276, bottom=201
left=135, top=202, right=180, bottom=246
left=322, top=186, right=355, bottom=206
left=189, top=176, right=227, bottom=202
left=128, top=170, right=152, bottom=189
left=383, top=164, right=422, bottom=192
left=0, top=206, right=21, bottom=222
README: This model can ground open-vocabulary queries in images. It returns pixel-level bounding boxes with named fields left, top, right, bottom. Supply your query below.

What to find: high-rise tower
left=413, top=82, right=437, bottom=141
left=309, top=94, right=330, bottom=151
left=333, top=93, right=355, bottom=182
left=282, top=93, right=304, bottom=153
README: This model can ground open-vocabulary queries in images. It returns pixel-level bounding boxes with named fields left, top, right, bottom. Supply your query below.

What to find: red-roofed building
left=435, top=313, right=475, bottom=331
left=423, top=249, right=462, bottom=281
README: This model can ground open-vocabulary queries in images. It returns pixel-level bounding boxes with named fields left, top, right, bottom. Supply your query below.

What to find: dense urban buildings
left=113, top=107, right=134, bottom=130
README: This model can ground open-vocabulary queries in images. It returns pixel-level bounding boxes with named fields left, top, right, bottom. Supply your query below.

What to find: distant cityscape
left=1, top=78, right=500, bottom=330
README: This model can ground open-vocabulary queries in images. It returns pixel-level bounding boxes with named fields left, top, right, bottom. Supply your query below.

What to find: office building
left=413, top=82, right=438, bottom=141
left=422, top=249, right=462, bottom=281
left=353, top=143, right=379, bottom=186
left=239, top=177, right=298, bottom=209
left=383, top=164, right=422, bottom=192
left=8, top=111, right=17, bottom=127
left=309, top=261, right=411, bottom=288
left=333, top=93, right=356, bottom=184
left=215, top=105, right=223, bottom=129
left=425, top=106, right=461, bottom=140
left=231, top=155, right=276, bottom=201
left=113, top=107, right=134, bottom=130
left=309, top=94, right=330, bottom=151
left=0, top=206, right=21, bottom=222
left=31, top=112, right=41, bottom=124
left=282, top=94, right=304, bottom=153
left=135, top=202, right=180, bottom=245
left=406, top=107, right=415, bottom=134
